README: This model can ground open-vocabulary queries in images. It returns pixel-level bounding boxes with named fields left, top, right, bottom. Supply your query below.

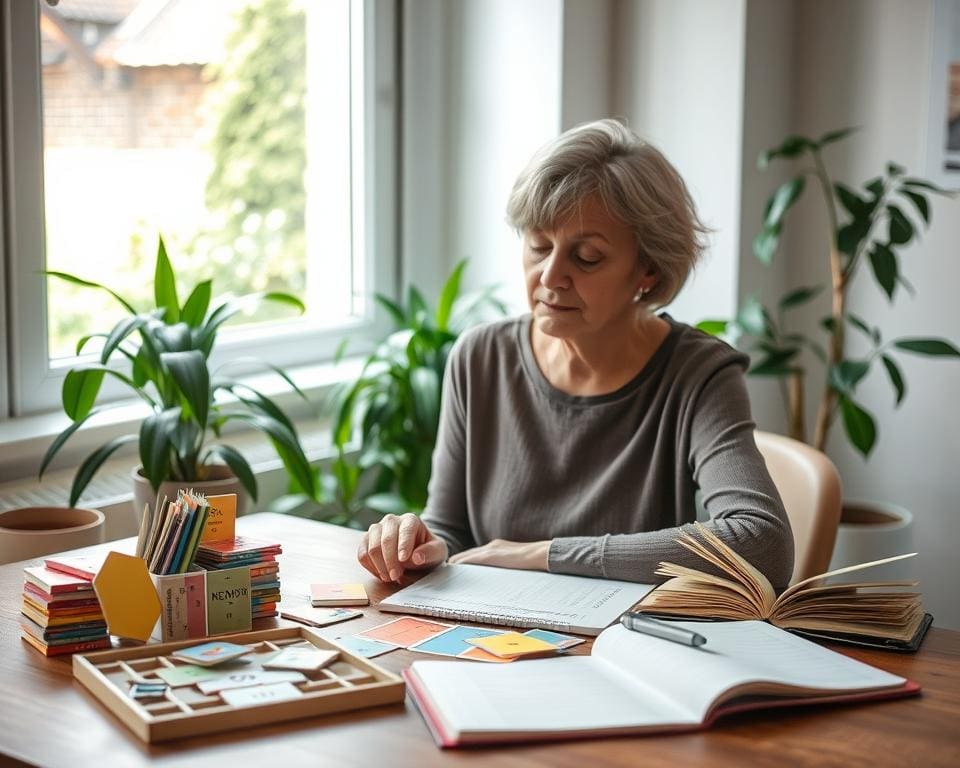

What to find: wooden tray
left=72, top=626, right=405, bottom=743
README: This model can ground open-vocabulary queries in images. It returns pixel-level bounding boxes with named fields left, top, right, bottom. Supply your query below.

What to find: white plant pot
left=131, top=465, right=249, bottom=525
left=0, top=506, right=106, bottom=565
left=828, top=499, right=914, bottom=583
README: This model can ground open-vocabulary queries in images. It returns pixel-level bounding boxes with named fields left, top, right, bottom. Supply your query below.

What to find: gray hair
left=506, top=118, right=709, bottom=308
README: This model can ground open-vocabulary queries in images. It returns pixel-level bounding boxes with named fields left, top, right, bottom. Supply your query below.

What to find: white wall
left=443, top=0, right=565, bottom=311
left=612, top=0, right=746, bottom=325
left=789, top=0, right=960, bottom=627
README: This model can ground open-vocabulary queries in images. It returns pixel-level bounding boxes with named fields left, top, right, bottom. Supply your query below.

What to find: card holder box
left=73, top=626, right=405, bottom=743
left=151, top=565, right=253, bottom=643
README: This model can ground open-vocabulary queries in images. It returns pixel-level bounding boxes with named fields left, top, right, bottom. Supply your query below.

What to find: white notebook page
left=594, top=621, right=907, bottom=722
left=380, top=563, right=654, bottom=633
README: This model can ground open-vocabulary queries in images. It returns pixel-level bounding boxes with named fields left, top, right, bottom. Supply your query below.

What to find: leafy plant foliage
left=307, top=261, right=505, bottom=526
left=40, top=237, right=316, bottom=506
left=700, top=128, right=959, bottom=457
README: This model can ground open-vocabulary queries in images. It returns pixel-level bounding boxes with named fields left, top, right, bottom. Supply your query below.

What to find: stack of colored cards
left=194, top=536, right=282, bottom=619
left=19, top=564, right=110, bottom=656
left=139, top=490, right=212, bottom=575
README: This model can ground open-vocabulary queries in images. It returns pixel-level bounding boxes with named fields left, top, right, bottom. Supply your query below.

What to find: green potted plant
left=38, top=236, right=317, bottom=520
left=288, top=260, right=504, bottom=527
left=700, top=128, right=959, bottom=575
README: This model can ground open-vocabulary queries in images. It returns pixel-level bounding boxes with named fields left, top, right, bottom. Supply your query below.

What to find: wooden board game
left=72, top=626, right=405, bottom=743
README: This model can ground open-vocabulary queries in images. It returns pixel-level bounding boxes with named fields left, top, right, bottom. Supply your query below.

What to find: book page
left=409, top=656, right=694, bottom=735
left=593, top=621, right=907, bottom=722
left=381, top=564, right=654, bottom=633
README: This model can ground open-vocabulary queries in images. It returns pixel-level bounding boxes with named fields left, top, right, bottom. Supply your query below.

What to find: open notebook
left=403, top=620, right=918, bottom=747
left=378, top=563, right=654, bottom=635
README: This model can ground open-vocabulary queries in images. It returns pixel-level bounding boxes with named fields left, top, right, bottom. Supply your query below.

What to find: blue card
left=330, top=634, right=396, bottom=658
left=410, top=626, right=504, bottom=657
left=523, top=628, right=584, bottom=649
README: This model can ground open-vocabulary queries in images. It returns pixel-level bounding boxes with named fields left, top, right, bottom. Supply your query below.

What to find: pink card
left=358, top=617, right=452, bottom=648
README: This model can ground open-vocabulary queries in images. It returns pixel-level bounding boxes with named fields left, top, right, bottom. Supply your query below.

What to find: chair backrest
left=754, top=430, right=842, bottom=585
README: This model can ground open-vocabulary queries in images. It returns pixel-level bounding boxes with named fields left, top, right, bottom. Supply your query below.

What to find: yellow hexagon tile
left=93, top=552, right=161, bottom=642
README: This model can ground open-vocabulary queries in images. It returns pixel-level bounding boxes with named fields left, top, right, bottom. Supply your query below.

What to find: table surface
left=0, top=512, right=958, bottom=768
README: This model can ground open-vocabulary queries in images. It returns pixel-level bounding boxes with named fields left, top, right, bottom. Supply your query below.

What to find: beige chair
left=754, top=430, right=842, bottom=585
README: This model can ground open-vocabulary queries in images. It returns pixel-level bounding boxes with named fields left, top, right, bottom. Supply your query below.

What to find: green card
left=205, top=566, right=252, bottom=636
left=155, top=664, right=226, bottom=687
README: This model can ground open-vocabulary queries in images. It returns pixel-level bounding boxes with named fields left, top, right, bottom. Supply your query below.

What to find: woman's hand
left=357, top=513, right=448, bottom=583
left=447, top=539, right=551, bottom=571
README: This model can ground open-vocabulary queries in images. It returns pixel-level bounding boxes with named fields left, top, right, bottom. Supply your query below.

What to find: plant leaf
left=43, top=271, right=137, bottom=314
left=736, top=296, right=769, bottom=337
left=181, top=279, right=213, bottom=327
left=887, top=204, right=913, bottom=245
left=139, top=408, right=180, bottom=491
left=758, top=135, right=815, bottom=167
left=750, top=347, right=799, bottom=376
left=374, top=294, right=406, bottom=328
left=902, top=177, right=950, bottom=195
left=205, top=444, right=258, bottom=501
left=436, top=259, right=467, bottom=331
left=834, top=183, right=868, bottom=218
left=900, top=189, right=930, bottom=225
left=162, top=350, right=210, bottom=428
left=410, top=366, right=440, bottom=438
left=364, top=493, right=411, bottom=516
left=846, top=313, right=880, bottom=344
left=154, top=236, right=180, bottom=323
left=62, top=368, right=106, bottom=420
left=696, top=320, right=728, bottom=335
left=752, top=227, right=780, bottom=265
left=778, top=284, right=822, bottom=311
left=817, top=126, right=857, bottom=147
left=262, top=291, right=306, bottom=313
left=764, top=177, right=806, bottom=229
left=69, top=434, right=138, bottom=506
left=225, top=413, right=315, bottom=499
left=868, top=242, right=898, bottom=300
left=829, top=360, right=870, bottom=394
left=886, top=161, right=906, bottom=177
left=39, top=408, right=103, bottom=479
left=406, top=285, right=430, bottom=329
left=880, top=355, right=906, bottom=406
left=893, top=338, right=960, bottom=356
left=101, top=314, right=150, bottom=365
left=836, top=216, right=871, bottom=258
left=838, top=395, right=876, bottom=458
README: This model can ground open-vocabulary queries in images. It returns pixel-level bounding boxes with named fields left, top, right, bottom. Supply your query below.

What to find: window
left=1, top=0, right=396, bottom=418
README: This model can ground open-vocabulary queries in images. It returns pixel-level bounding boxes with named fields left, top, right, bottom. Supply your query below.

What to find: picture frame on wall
left=927, top=0, right=960, bottom=187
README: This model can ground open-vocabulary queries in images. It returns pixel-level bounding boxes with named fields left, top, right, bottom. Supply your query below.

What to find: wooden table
left=1, top=513, right=957, bottom=767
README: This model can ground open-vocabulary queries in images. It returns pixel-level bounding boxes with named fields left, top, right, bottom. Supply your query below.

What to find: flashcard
left=523, top=628, right=585, bottom=649
left=280, top=604, right=363, bottom=627
left=329, top=634, right=397, bottom=659
left=408, top=625, right=505, bottom=657
left=197, top=670, right=306, bottom=695
left=220, top=681, right=303, bottom=707
left=262, top=646, right=339, bottom=672
left=310, top=583, right=369, bottom=607
left=465, top=631, right=559, bottom=658
left=171, top=641, right=250, bottom=666
left=358, top=617, right=452, bottom=648
left=128, top=682, right=168, bottom=699
left=155, top=664, right=236, bottom=687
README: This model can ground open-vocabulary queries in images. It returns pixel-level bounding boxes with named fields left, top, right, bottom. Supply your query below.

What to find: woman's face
left=523, top=195, right=650, bottom=341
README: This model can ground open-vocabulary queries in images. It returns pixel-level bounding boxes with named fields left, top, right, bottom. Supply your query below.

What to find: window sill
left=0, top=355, right=363, bottom=499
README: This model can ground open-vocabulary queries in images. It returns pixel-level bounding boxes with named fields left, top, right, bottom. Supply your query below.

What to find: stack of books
left=20, top=564, right=110, bottom=656
left=194, top=536, right=282, bottom=620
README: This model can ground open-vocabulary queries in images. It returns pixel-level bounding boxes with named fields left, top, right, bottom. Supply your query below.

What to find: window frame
left=1, top=0, right=398, bottom=419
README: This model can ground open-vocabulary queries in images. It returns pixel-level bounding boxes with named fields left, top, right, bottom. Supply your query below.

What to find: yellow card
left=93, top=552, right=162, bottom=642
left=465, top=631, right=559, bottom=658
left=201, top=494, right=237, bottom=542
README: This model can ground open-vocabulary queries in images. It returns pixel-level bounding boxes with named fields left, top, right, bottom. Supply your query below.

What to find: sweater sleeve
left=419, top=338, right=477, bottom=556
left=548, top=363, right=795, bottom=592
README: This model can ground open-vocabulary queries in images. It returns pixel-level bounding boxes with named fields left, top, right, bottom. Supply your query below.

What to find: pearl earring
left=633, top=286, right=650, bottom=303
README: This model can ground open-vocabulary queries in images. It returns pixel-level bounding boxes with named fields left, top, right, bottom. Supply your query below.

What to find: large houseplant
left=39, top=236, right=317, bottom=514
left=701, top=128, right=959, bottom=574
left=303, top=261, right=504, bottom=527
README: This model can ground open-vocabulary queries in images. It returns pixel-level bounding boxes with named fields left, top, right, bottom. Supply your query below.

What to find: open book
left=636, top=522, right=926, bottom=648
left=404, top=620, right=917, bottom=747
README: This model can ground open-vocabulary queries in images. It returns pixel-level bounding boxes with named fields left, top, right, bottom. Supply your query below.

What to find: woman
left=358, top=119, right=794, bottom=591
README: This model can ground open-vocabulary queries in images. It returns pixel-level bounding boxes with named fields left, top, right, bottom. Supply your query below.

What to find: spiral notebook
left=378, top=564, right=654, bottom=635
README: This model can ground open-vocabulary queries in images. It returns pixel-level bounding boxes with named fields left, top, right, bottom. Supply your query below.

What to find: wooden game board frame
left=72, top=626, right=405, bottom=743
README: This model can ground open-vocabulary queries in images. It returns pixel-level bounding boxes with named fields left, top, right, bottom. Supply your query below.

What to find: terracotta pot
left=0, top=506, right=106, bottom=565
left=131, top=465, right=249, bottom=525
left=827, top=499, right=914, bottom=583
